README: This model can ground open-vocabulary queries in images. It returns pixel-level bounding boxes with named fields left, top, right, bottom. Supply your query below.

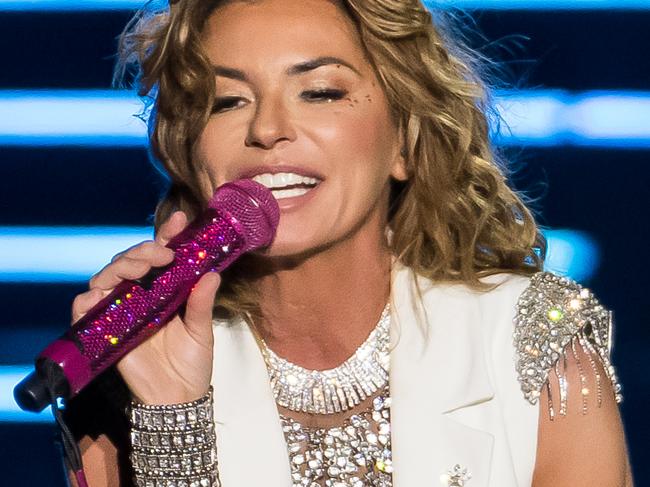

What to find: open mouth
left=251, top=172, right=322, bottom=199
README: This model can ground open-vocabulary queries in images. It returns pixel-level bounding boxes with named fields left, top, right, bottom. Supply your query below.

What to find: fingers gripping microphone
left=14, top=180, right=279, bottom=413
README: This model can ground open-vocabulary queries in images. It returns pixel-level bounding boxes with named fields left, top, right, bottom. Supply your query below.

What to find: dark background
left=0, top=4, right=648, bottom=486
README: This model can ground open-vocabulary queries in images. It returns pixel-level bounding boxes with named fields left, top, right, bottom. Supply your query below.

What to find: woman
left=66, top=0, right=631, bottom=485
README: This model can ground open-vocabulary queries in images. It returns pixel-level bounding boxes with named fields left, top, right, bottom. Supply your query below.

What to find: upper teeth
left=251, top=172, right=319, bottom=189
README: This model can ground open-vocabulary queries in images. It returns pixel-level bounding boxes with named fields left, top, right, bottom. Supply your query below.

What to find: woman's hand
left=70, top=211, right=222, bottom=405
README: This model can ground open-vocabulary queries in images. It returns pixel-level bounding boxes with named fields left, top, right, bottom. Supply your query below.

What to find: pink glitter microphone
left=14, top=179, right=279, bottom=413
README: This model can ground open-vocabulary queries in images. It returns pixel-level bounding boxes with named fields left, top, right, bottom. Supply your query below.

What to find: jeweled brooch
left=440, top=464, right=471, bottom=486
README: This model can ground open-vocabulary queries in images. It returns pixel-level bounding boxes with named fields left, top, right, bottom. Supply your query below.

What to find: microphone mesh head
left=208, top=179, right=280, bottom=250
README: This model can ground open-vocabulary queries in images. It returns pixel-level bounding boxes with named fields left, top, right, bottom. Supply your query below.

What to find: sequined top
left=280, top=385, right=393, bottom=487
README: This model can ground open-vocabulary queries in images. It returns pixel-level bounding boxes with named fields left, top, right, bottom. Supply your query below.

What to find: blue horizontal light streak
left=2, top=0, right=650, bottom=11
left=0, top=365, right=54, bottom=423
left=0, top=0, right=144, bottom=11
left=0, top=226, right=598, bottom=283
left=0, top=226, right=152, bottom=282
left=1, top=89, right=649, bottom=148
left=427, top=0, right=650, bottom=9
left=0, top=90, right=147, bottom=147
left=495, top=90, right=650, bottom=148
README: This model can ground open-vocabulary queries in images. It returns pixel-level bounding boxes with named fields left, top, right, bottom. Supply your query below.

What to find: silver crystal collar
left=260, top=303, right=391, bottom=415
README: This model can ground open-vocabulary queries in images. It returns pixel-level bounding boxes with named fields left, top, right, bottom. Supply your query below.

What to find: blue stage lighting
left=0, top=366, right=54, bottom=423
left=427, top=0, right=650, bottom=9
left=0, top=0, right=145, bottom=11
left=0, top=227, right=599, bottom=283
left=542, top=229, right=600, bottom=283
left=495, top=90, right=650, bottom=148
left=0, top=90, right=147, bottom=147
left=2, top=89, right=649, bottom=148
left=0, top=226, right=152, bottom=282
left=2, top=0, right=650, bottom=11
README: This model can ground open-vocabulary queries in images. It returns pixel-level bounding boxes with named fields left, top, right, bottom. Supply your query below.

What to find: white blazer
left=210, top=264, right=539, bottom=486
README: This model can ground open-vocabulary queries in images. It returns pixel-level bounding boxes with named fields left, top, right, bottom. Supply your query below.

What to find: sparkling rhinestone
left=197, top=406, right=208, bottom=421
left=327, top=466, right=341, bottom=476
left=373, top=397, right=384, bottom=410
left=293, top=454, right=305, bottom=465
left=163, top=411, right=174, bottom=425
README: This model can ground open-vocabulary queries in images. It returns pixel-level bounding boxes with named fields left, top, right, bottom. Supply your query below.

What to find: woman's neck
left=252, top=225, right=392, bottom=370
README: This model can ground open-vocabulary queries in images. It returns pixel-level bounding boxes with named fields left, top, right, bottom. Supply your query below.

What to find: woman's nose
left=245, top=97, right=296, bottom=150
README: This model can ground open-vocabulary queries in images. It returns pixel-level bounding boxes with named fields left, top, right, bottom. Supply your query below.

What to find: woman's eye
left=301, top=89, right=347, bottom=103
left=211, top=96, right=245, bottom=113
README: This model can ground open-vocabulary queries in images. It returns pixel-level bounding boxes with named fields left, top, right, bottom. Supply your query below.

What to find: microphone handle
left=15, top=206, right=247, bottom=412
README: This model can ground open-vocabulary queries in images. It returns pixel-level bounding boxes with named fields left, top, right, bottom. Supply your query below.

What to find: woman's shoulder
left=509, top=272, right=621, bottom=406
left=395, top=265, right=622, bottom=409
left=472, top=269, right=622, bottom=411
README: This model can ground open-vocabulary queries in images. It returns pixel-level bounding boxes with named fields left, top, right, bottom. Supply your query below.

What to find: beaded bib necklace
left=259, top=304, right=391, bottom=415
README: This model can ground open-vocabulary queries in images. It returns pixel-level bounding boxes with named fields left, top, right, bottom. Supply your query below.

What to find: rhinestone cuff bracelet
left=129, top=387, right=220, bottom=487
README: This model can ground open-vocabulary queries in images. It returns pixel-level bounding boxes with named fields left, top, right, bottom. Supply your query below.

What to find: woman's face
left=196, top=0, right=407, bottom=258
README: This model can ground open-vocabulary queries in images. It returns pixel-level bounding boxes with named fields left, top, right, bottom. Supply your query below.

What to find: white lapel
left=210, top=264, right=500, bottom=487
left=211, top=317, right=291, bottom=486
left=390, top=264, right=496, bottom=487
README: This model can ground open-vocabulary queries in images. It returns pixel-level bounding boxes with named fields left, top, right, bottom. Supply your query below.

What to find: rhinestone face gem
left=262, top=304, right=391, bottom=415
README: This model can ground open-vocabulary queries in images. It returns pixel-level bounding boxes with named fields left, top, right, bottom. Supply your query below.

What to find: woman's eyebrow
left=287, top=56, right=360, bottom=76
left=212, top=56, right=361, bottom=81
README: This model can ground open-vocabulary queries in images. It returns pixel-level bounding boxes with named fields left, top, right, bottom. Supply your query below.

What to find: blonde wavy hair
left=114, top=0, right=545, bottom=319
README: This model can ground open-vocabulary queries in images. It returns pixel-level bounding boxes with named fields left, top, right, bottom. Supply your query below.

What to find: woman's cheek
left=311, top=107, right=381, bottom=152
left=197, top=125, right=244, bottom=185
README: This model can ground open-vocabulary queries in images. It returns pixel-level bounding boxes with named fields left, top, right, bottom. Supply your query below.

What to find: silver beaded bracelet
left=129, top=387, right=220, bottom=487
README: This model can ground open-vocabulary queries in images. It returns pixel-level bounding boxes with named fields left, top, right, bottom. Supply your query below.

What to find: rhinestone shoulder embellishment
left=261, top=304, right=391, bottom=414
left=513, top=272, right=622, bottom=417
